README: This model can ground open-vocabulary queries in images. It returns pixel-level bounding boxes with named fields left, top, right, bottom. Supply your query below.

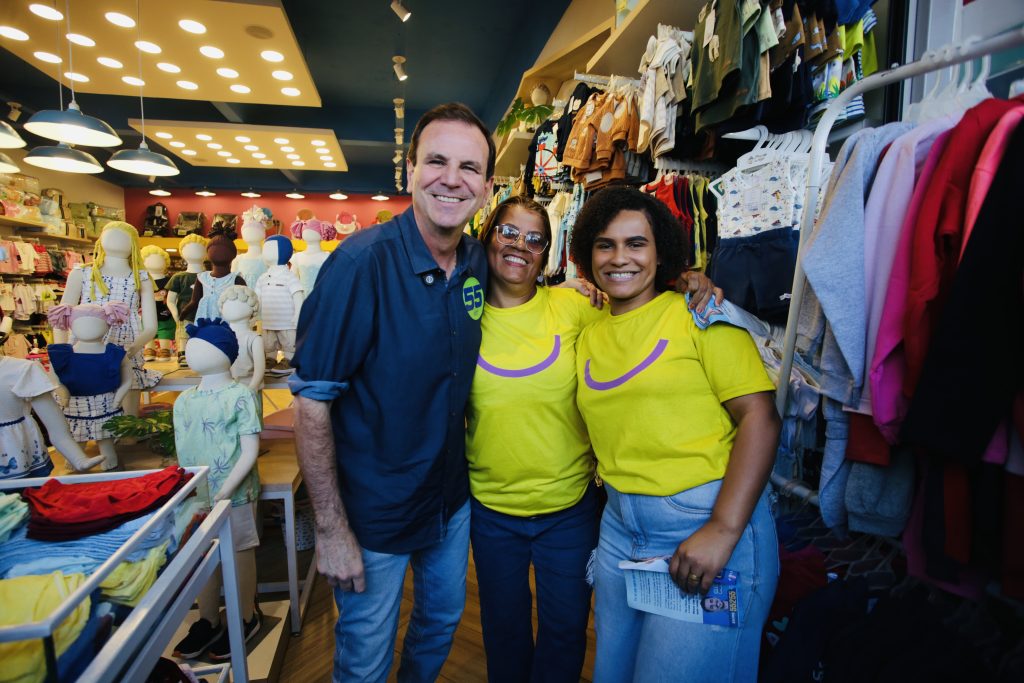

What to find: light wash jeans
left=331, top=501, right=470, bottom=683
left=593, top=481, right=779, bottom=683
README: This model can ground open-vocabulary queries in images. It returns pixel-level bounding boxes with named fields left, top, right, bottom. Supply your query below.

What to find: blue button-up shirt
left=290, top=208, right=486, bottom=554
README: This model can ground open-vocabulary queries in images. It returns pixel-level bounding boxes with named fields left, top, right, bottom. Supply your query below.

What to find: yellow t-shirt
left=576, top=291, right=774, bottom=496
left=467, top=287, right=604, bottom=515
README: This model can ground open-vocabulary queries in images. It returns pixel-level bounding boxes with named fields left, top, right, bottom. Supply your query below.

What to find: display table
left=151, top=368, right=293, bottom=392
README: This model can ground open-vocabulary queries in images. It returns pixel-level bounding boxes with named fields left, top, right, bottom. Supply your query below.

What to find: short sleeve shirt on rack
left=174, top=381, right=262, bottom=507
left=576, top=291, right=774, bottom=496
left=467, top=287, right=603, bottom=516
left=254, top=266, right=303, bottom=330
left=692, top=0, right=744, bottom=114
left=289, top=208, right=487, bottom=555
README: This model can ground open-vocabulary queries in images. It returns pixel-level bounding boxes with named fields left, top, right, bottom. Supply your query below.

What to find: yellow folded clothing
left=99, top=542, right=169, bottom=607
left=0, top=572, right=89, bottom=683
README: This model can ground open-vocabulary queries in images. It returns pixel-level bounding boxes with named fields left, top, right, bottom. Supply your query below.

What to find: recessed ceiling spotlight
left=181, top=149, right=197, bottom=155
left=280, top=146, right=294, bottom=152
left=313, top=147, right=329, bottom=154
left=292, top=161, right=305, bottom=166
left=261, top=50, right=284, bottom=63
left=390, top=1, right=411, bottom=23
left=216, top=67, right=239, bottom=78
left=286, top=153, right=300, bottom=160
left=0, top=27, right=30, bottom=41
left=252, top=152, right=266, bottom=159
left=135, top=41, right=161, bottom=54
left=259, top=159, right=273, bottom=165
left=217, top=150, right=232, bottom=157
left=196, top=134, right=212, bottom=141
left=320, top=155, right=333, bottom=161
left=273, top=137, right=289, bottom=144
left=230, top=84, right=251, bottom=94
left=155, top=132, right=173, bottom=139
left=286, top=191, right=305, bottom=199
left=392, top=56, right=407, bottom=81
left=98, top=56, right=123, bottom=68
left=200, top=46, right=224, bottom=59
left=244, top=144, right=259, bottom=151
left=329, top=191, right=348, bottom=200
left=281, top=87, right=300, bottom=97
left=241, top=189, right=261, bottom=198
left=196, top=188, right=216, bottom=197
left=310, top=139, right=326, bottom=146
left=226, top=158, right=240, bottom=164
left=235, top=136, right=251, bottom=143
left=66, top=33, right=95, bottom=47
left=169, top=141, right=186, bottom=148
left=324, top=162, right=337, bottom=168
left=122, top=76, right=145, bottom=86
left=372, top=193, right=389, bottom=201
left=64, top=72, right=89, bottom=83
left=271, top=70, right=293, bottom=81
left=176, top=80, right=199, bottom=90
left=178, top=20, right=206, bottom=34
left=149, top=188, right=171, bottom=196
left=156, top=62, right=181, bottom=73
left=30, top=4, right=64, bottom=21
left=34, top=51, right=62, bottom=64
left=105, top=12, right=136, bottom=28
left=207, top=142, right=223, bottom=149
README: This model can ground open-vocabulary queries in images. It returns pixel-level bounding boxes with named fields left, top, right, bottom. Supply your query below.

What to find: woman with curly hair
left=570, top=186, right=780, bottom=682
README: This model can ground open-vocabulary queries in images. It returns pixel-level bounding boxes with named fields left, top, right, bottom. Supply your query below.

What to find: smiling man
left=289, top=103, right=494, bottom=683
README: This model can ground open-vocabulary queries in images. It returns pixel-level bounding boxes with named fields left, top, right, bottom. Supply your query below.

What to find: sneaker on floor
left=143, top=348, right=156, bottom=361
left=173, top=618, right=224, bottom=659
left=207, top=606, right=262, bottom=661
left=156, top=348, right=172, bottom=360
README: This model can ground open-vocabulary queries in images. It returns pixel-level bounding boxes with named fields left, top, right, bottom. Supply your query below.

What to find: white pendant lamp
left=0, top=121, right=27, bottom=149
left=107, top=0, right=179, bottom=177
left=24, top=142, right=103, bottom=174
left=0, top=152, right=20, bottom=173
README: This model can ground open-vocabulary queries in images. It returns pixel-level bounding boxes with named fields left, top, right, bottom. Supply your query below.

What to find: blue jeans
left=594, top=481, right=779, bottom=683
left=470, top=484, right=601, bottom=683
left=332, top=501, right=470, bottom=683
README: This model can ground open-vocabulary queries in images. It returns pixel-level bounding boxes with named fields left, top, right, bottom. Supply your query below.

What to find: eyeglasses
left=494, top=223, right=549, bottom=254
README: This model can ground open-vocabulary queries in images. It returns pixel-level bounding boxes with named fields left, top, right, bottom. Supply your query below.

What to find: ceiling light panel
left=130, top=120, right=347, bottom=171
left=1, top=1, right=321, bottom=107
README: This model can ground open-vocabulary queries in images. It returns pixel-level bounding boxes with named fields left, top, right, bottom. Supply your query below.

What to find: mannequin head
left=140, top=245, right=170, bottom=276
left=290, top=218, right=337, bottom=243
left=89, top=221, right=143, bottom=297
left=206, top=234, right=238, bottom=268
left=262, top=235, right=293, bottom=267
left=178, top=234, right=209, bottom=267
left=241, top=205, right=270, bottom=245
left=185, top=318, right=238, bottom=374
left=218, top=285, right=259, bottom=324
left=47, top=301, right=129, bottom=342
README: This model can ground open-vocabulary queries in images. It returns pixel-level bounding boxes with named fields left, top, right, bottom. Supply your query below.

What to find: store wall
left=533, top=0, right=615, bottom=66
left=7, top=148, right=125, bottom=209
left=123, top=188, right=411, bottom=237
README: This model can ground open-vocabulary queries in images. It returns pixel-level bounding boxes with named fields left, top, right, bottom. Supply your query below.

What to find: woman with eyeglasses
left=466, top=195, right=719, bottom=683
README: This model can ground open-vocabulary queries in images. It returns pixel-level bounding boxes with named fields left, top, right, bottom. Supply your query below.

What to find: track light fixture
left=392, top=149, right=404, bottom=164
left=394, top=128, right=404, bottom=145
left=393, top=97, right=405, bottom=119
left=390, top=1, right=411, bottom=23
left=392, top=56, right=407, bottom=82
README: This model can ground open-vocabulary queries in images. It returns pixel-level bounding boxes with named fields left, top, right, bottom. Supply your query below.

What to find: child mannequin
left=253, top=235, right=303, bottom=374
left=47, top=303, right=133, bottom=471
left=57, top=221, right=161, bottom=409
left=218, top=286, right=266, bottom=391
left=179, top=232, right=245, bottom=325
left=172, top=319, right=262, bottom=660
left=166, top=234, right=209, bottom=367
left=289, top=218, right=336, bottom=293
left=232, top=205, right=270, bottom=288
left=141, top=245, right=174, bottom=360
left=334, top=212, right=358, bottom=236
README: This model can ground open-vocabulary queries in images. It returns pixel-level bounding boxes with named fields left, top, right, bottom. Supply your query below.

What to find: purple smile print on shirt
left=584, top=339, right=669, bottom=391
left=478, top=335, right=561, bottom=378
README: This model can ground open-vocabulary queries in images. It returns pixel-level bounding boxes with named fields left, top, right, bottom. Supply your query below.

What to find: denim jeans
left=593, top=481, right=779, bottom=683
left=331, top=501, right=470, bottom=683
left=470, top=484, right=602, bottom=683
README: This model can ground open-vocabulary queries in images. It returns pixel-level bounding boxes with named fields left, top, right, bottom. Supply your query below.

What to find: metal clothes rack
left=652, top=156, right=728, bottom=175
left=771, top=26, right=1024, bottom=502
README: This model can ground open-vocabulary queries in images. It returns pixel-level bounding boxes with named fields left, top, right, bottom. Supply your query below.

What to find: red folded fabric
left=24, top=466, right=189, bottom=525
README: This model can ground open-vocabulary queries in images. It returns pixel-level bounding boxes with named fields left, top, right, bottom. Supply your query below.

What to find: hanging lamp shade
left=24, top=101, right=121, bottom=147
left=23, top=142, right=103, bottom=174
left=0, top=152, right=19, bottom=173
left=0, top=121, right=26, bottom=149
left=107, top=141, right=179, bottom=176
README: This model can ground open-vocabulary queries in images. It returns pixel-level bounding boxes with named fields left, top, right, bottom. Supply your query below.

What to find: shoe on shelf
left=156, top=348, right=172, bottom=360
left=173, top=618, right=224, bottom=659
left=207, top=605, right=262, bottom=661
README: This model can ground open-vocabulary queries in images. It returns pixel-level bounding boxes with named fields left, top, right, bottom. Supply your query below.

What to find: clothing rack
left=771, top=26, right=1024, bottom=502
left=652, top=156, right=728, bottom=175
left=573, top=71, right=641, bottom=88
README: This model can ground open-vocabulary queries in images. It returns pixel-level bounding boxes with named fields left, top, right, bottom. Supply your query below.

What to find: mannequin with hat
left=172, top=319, right=263, bottom=660
left=253, top=235, right=304, bottom=374
left=289, top=217, right=337, bottom=293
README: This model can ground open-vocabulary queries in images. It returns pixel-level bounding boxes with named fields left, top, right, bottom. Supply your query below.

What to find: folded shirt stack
left=0, top=492, right=28, bottom=542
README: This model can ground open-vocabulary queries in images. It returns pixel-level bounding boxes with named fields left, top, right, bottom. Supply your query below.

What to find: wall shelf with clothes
left=585, top=0, right=701, bottom=75
left=0, top=466, right=251, bottom=683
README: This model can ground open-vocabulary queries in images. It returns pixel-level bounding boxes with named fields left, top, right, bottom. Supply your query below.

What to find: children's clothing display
left=194, top=271, right=241, bottom=322
left=165, top=271, right=199, bottom=322
left=48, top=343, right=127, bottom=443
left=254, top=265, right=303, bottom=362
left=234, top=258, right=267, bottom=290
left=0, top=357, right=57, bottom=479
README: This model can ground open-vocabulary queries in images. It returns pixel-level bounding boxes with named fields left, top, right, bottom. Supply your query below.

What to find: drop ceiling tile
left=131, top=119, right=347, bottom=171
left=0, top=0, right=320, bottom=107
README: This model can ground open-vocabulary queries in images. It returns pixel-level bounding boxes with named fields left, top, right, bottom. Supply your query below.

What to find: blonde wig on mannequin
left=88, top=221, right=146, bottom=298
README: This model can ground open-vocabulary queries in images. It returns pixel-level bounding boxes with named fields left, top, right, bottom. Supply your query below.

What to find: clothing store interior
left=1, top=0, right=1024, bottom=681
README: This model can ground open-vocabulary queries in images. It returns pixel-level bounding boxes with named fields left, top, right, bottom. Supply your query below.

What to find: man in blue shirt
left=289, top=102, right=494, bottom=682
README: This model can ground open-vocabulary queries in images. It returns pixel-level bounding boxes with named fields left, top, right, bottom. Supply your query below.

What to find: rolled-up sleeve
left=289, top=248, right=376, bottom=401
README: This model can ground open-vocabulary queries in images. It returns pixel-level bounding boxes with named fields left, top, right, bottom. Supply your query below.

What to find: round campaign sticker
left=462, top=276, right=484, bottom=320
